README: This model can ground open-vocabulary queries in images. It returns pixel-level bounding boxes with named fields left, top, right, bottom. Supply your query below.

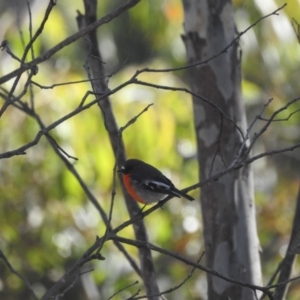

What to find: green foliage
left=0, top=0, right=300, bottom=299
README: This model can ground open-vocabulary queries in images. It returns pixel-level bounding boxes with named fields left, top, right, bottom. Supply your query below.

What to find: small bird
left=118, top=159, right=194, bottom=204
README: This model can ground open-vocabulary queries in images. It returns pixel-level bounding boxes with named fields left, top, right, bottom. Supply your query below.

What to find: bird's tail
left=172, top=188, right=194, bottom=201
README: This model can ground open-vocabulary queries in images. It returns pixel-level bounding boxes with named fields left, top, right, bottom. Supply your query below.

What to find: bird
left=118, top=159, right=194, bottom=204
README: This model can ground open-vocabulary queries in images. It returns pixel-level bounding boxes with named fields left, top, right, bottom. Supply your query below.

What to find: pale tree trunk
left=182, top=1, right=262, bottom=299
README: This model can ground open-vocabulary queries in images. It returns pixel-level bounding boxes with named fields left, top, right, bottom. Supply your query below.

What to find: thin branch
left=0, top=89, right=143, bottom=284
left=0, top=249, right=38, bottom=300
left=229, top=98, right=274, bottom=168
left=130, top=253, right=204, bottom=300
left=45, top=133, right=78, bottom=161
left=0, top=0, right=142, bottom=85
left=260, top=261, right=284, bottom=300
left=78, top=1, right=160, bottom=298
left=243, top=143, right=300, bottom=166
left=21, top=0, right=56, bottom=65
left=39, top=191, right=172, bottom=299
left=108, top=281, right=139, bottom=300
left=110, top=235, right=274, bottom=300
left=130, top=4, right=287, bottom=74
left=26, top=0, right=35, bottom=61
left=32, top=112, right=142, bottom=278
left=54, top=269, right=94, bottom=300
left=26, top=0, right=36, bottom=110
left=267, top=275, right=300, bottom=289
left=108, top=103, right=153, bottom=226
left=31, top=77, right=109, bottom=89
left=126, top=288, right=142, bottom=300
left=0, top=0, right=56, bottom=117
left=242, top=97, right=300, bottom=163
left=259, top=108, right=300, bottom=122
left=178, top=142, right=300, bottom=197
left=133, top=79, right=244, bottom=139
left=0, top=40, right=22, bottom=62
left=292, top=18, right=300, bottom=44
left=272, top=184, right=300, bottom=299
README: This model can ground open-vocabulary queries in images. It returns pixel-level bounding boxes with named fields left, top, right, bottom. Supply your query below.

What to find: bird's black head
left=118, top=159, right=142, bottom=174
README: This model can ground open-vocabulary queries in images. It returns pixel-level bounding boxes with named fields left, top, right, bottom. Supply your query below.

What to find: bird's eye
left=121, top=166, right=125, bottom=170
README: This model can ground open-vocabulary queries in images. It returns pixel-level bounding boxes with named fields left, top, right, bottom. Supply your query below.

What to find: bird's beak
left=117, top=166, right=124, bottom=173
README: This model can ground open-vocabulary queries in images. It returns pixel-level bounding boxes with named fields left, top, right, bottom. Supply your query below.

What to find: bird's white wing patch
left=144, top=180, right=171, bottom=191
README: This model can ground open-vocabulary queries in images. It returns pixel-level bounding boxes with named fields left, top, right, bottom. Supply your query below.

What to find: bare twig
left=292, top=18, right=300, bottom=44
left=0, top=0, right=141, bottom=85
left=0, top=75, right=238, bottom=159
left=259, top=108, right=300, bottom=122
left=267, top=275, right=300, bottom=289
left=26, top=0, right=36, bottom=109
left=229, top=98, right=274, bottom=168
left=0, top=249, right=38, bottom=300
left=272, top=184, right=300, bottom=300
left=44, top=133, right=78, bottom=160
left=129, top=4, right=287, bottom=74
left=35, top=170, right=300, bottom=300
left=26, top=0, right=35, bottom=61
left=31, top=77, right=109, bottom=89
left=260, top=261, right=284, bottom=300
left=110, top=235, right=274, bottom=300
left=0, top=88, right=143, bottom=284
left=21, top=0, right=56, bottom=65
left=242, top=96, right=300, bottom=164
left=0, top=40, right=22, bottom=62
left=130, top=253, right=204, bottom=299
left=243, top=142, right=300, bottom=166
left=108, top=103, right=153, bottom=226
left=54, top=269, right=94, bottom=300
left=0, top=3, right=298, bottom=300
left=108, top=281, right=139, bottom=300
left=133, top=79, right=245, bottom=139
left=37, top=181, right=300, bottom=300
left=0, top=0, right=57, bottom=117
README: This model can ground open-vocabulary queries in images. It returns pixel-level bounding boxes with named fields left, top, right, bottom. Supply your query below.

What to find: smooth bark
left=182, top=1, right=262, bottom=299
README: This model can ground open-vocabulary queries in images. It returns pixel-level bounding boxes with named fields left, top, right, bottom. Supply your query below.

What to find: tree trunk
left=77, top=1, right=160, bottom=299
left=182, top=1, right=262, bottom=299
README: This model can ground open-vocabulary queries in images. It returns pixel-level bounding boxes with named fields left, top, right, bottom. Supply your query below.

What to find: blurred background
left=0, top=0, right=300, bottom=299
